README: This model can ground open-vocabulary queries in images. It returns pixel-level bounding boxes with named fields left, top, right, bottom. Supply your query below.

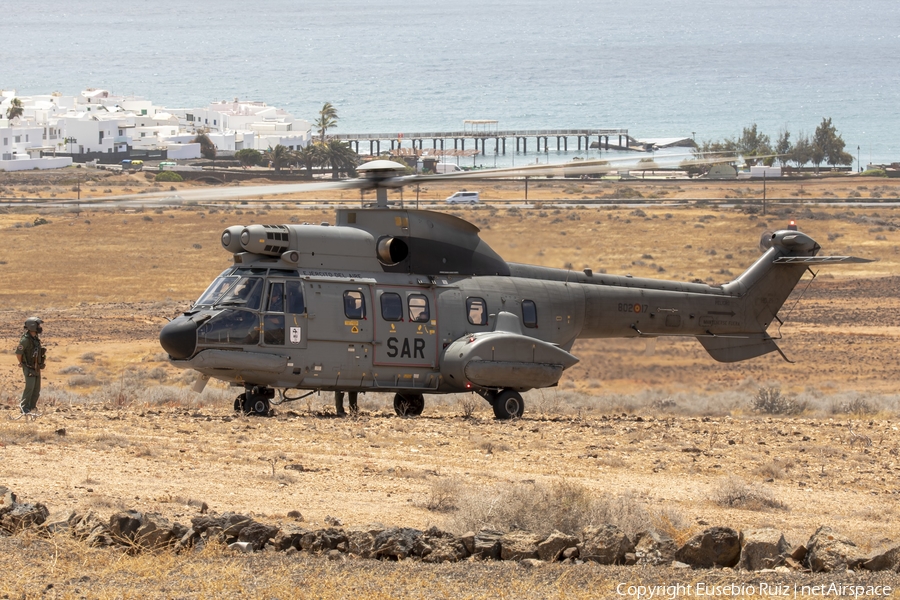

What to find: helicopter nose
left=160, top=316, right=198, bottom=360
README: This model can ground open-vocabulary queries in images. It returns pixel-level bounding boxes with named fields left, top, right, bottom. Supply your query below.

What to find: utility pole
left=762, top=171, right=766, bottom=216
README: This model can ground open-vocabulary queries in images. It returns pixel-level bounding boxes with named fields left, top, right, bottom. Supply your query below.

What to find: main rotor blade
left=91, top=179, right=366, bottom=203
left=400, top=154, right=743, bottom=183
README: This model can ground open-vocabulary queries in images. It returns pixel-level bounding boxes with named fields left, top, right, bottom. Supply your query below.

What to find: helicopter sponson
left=160, top=208, right=869, bottom=420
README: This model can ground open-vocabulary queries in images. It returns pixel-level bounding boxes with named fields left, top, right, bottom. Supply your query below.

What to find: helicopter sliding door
left=373, top=287, right=438, bottom=368
left=262, top=279, right=307, bottom=350
left=304, top=281, right=373, bottom=387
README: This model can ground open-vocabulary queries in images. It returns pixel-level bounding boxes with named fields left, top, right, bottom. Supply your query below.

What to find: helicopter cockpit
left=161, top=267, right=307, bottom=360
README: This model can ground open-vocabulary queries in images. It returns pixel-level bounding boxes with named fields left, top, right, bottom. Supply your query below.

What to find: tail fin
left=699, top=228, right=871, bottom=363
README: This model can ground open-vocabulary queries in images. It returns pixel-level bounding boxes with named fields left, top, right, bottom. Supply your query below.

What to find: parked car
left=434, top=162, right=463, bottom=174
left=445, top=191, right=480, bottom=204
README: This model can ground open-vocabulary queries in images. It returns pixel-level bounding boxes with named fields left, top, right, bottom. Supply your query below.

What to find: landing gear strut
left=234, top=386, right=274, bottom=416
left=393, top=393, right=425, bottom=417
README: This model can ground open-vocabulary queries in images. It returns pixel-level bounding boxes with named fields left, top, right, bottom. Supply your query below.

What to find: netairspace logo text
left=615, top=582, right=894, bottom=599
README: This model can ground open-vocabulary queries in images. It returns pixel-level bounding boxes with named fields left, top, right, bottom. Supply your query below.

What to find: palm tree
left=295, top=143, right=324, bottom=179
left=264, top=144, right=293, bottom=172
left=315, top=102, right=339, bottom=144
left=6, top=97, right=24, bottom=121
left=321, top=140, right=359, bottom=179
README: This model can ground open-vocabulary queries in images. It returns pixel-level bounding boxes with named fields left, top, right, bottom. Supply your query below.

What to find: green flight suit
left=16, top=332, right=43, bottom=414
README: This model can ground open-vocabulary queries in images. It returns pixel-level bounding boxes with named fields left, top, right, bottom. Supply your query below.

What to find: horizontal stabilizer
left=698, top=335, right=782, bottom=363
left=773, top=255, right=873, bottom=264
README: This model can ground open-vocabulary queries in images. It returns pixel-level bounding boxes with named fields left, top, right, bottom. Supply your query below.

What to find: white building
left=0, top=89, right=315, bottom=166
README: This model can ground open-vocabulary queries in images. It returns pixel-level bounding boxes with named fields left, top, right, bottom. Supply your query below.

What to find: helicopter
left=153, top=157, right=870, bottom=419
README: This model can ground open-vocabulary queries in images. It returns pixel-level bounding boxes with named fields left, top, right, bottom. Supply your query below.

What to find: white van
left=445, top=191, right=480, bottom=204
left=435, top=162, right=463, bottom=174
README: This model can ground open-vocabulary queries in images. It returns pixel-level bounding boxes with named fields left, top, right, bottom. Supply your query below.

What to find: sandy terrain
left=1, top=170, right=899, bottom=596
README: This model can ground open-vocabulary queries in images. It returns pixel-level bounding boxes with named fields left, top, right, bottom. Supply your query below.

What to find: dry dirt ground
left=1, top=170, right=900, bottom=597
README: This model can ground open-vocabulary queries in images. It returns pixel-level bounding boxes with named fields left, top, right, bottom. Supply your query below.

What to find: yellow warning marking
left=351, top=326, right=359, bottom=334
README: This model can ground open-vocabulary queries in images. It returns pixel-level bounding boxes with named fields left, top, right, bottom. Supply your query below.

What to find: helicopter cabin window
left=408, top=294, right=430, bottom=322
left=522, top=300, right=538, bottom=328
left=267, top=282, right=284, bottom=312
left=380, top=292, right=403, bottom=321
left=466, top=297, right=487, bottom=326
left=343, top=290, right=366, bottom=320
left=197, top=310, right=260, bottom=346
left=285, top=280, right=305, bottom=314
left=218, top=277, right=264, bottom=311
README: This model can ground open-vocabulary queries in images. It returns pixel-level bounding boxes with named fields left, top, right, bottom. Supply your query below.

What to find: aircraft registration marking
left=618, top=303, right=649, bottom=314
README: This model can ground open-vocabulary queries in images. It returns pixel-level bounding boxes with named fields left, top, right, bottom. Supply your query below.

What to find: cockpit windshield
left=195, top=275, right=239, bottom=307
left=216, top=277, right=264, bottom=310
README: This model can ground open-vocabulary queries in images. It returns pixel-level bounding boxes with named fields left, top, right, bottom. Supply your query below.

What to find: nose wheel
left=489, top=389, right=524, bottom=420
left=393, top=393, right=425, bottom=417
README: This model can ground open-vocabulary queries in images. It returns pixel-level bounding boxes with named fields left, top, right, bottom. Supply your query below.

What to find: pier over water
left=333, top=121, right=632, bottom=156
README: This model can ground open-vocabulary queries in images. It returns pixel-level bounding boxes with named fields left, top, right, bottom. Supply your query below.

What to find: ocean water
left=4, top=0, right=899, bottom=167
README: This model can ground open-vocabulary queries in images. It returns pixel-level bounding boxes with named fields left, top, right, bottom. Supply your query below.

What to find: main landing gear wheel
left=492, top=389, right=524, bottom=420
left=234, top=393, right=247, bottom=413
left=393, top=393, right=425, bottom=417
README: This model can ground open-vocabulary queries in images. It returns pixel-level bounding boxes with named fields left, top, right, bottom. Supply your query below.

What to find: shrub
left=750, top=387, right=805, bottom=415
left=713, top=476, right=787, bottom=511
left=155, top=171, right=184, bottom=182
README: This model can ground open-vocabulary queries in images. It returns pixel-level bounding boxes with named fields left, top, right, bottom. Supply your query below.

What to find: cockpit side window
left=285, top=280, right=305, bottom=314
left=197, top=310, right=260, bottom=346
left=408, top=294, right=430, bottom=322
left=196, top=275, right=238, bottom=306
left=267, top=282, right=284, bottom=312
left=466, top=297, right=487, bottom=326
left=380, top=292, right=403, bottom=321
left=343, top=290, right=366, bottom=319
left=219, top=277, right=263, bottom=310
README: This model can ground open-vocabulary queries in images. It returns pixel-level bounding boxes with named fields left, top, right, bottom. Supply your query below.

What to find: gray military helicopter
left=156, top=158, right=869, bottom=419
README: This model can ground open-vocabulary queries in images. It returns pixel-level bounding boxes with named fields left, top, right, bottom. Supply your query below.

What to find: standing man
left=16, top=317, right=45, bottom=417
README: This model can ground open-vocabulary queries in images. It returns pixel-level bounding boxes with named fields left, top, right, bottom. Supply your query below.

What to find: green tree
left=6, top=97, right=24, bottom=121
left=264, top=144, right=293, bottom=172
left=192, top=131, right=217, bottom=160
left=315, top=102, right=338, bottom=144
left=813, top=117, right=853, bottom=169
left=736, top=124, right=772, bottom=166
left=321, top=140, right=359, bottom=179
left=774, top=129, right=792, bottom=167
left=790, top=131, right=812, bottom=170
left=234, top=148, right=262, bottom=169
